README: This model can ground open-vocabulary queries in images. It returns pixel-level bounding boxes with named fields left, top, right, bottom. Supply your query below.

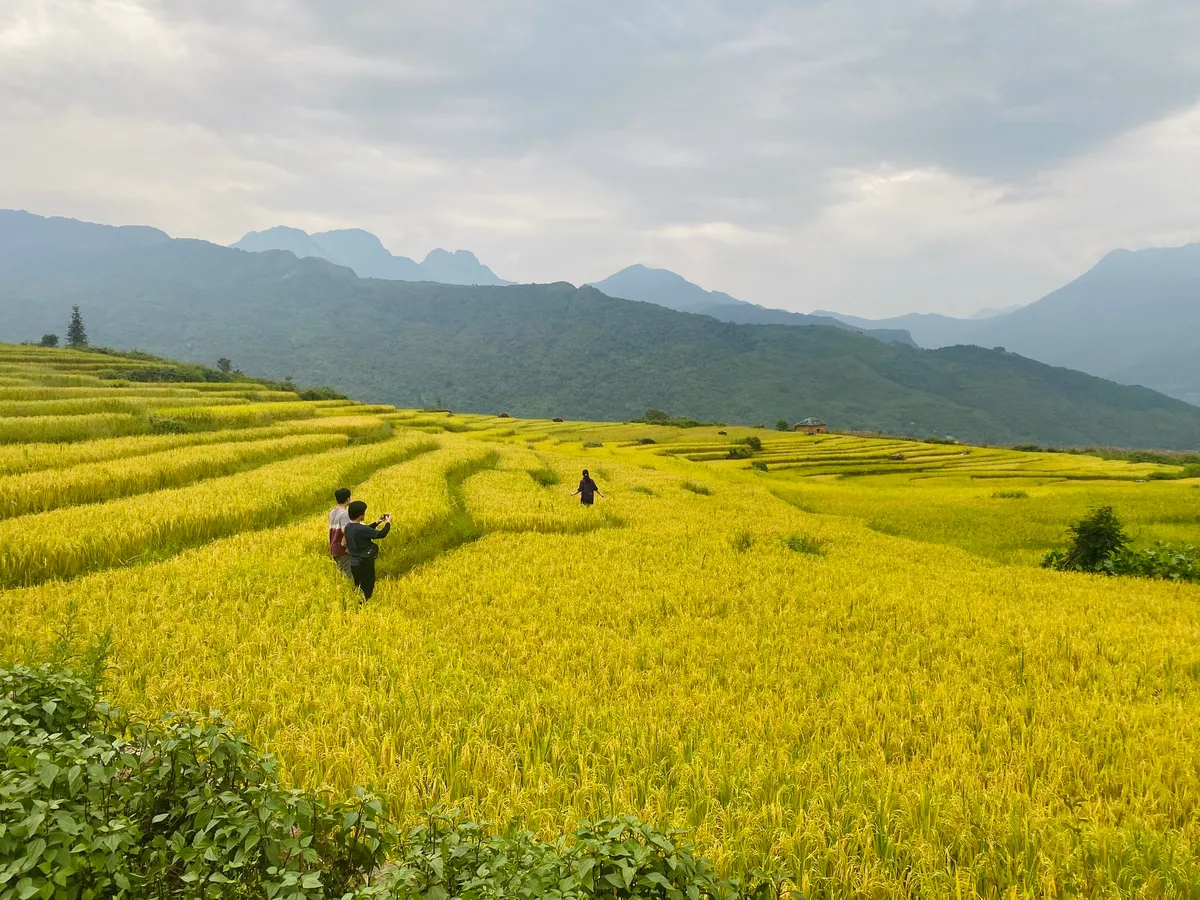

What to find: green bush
left=750, top=461, right=769, bottom=472
left=727, top=445, right=754, bottom=460
left=634, top=408, right=722, bottom=429
left=148, top=415, right=190, bottom=434
left=104, top=364, right=233, bottom=383
left=992, top=490, right=1029, bottom=499
left=1042, top=507, right=1198, bottom=582
left=0, top=660, right=778, bottom=900
left=529, top=467, right=561, bottom=487
left=583, top=441, right=603, bottom=449
left=637, top=437, right=657, bottom=445
left=381, top=811, right=777, bottom=900
left=681, top=481, right=712, bottom=496
left=1111, top=542, right=1198, bottom=582
left=0, top=662, right=395, bottom=898
left=299, top=386, right=348, bottom=401
left=775, top=419, right=790, bottom=431
left=1147, top=463, right=1200, bottom=481
left=1042, top=506, right=1129, bottom=572
left=739, top=436, right=763, bottom=452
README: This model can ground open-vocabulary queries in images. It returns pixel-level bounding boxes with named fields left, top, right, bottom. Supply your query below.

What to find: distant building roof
left=797, top=417, right=825, bottom=426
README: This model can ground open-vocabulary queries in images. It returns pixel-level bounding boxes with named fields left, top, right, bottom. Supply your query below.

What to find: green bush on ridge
left=0, top=658, right=782, bottom=900
left=1042, top=506, right=1198, bottom=582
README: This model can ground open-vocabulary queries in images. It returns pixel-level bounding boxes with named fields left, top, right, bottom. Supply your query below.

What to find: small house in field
left=793, top=417, right=827, bottom=435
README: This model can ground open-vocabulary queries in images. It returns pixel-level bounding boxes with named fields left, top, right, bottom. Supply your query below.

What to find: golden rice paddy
left=1, top=345, right=1198, bottom=898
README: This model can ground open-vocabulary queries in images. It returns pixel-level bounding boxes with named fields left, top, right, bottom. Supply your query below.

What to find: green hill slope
left=4, top=211, right=1200, bottom=448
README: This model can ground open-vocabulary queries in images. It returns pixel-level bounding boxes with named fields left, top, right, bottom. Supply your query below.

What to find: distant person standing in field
left=344, top=500, right=392, bottom=601
left=571, top=469, right=604, bottom=506
left=328, top=488, right=353, bottom=576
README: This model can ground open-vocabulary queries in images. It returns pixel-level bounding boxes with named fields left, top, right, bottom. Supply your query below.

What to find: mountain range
left=233, top=226, right=511, bottom=286
left=235, top=227, right=915, bottom=345
left=817, top=244, right=1200, bottom=405
left=3, top=209, right=1200, bottom=449
left=234, top=224, right=1200, bottom=409
left=588, top=265, right=914, bottom=345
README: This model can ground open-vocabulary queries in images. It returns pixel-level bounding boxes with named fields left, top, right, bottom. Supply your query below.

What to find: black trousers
left=351, top=558, right=377, bottom=600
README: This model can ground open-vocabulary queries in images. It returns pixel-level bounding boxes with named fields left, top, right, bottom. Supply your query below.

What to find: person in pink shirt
left=328, top=488, right=352, bottom=576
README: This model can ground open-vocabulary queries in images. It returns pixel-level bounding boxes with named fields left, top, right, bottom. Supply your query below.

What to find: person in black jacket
left=570, top=469, right=604, bottom=506
left=343, top=500, right=392, bottom=601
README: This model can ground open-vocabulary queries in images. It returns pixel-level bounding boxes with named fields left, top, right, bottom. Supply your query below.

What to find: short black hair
left=334, top=487, right=351, bottom=504
left=347, top=500, right=368, bottom=521
left=582, top=469, right=589, bottom=477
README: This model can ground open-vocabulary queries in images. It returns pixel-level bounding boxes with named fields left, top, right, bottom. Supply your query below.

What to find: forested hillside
left=5, top=211, right=1200, bottom=448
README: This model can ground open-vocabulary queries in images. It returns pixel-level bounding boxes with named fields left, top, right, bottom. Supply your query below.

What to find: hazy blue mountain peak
left=231, top=226, right=508, bottom=285
left=590, top=264, right=913, bottom=345
left=0, top=209, right=169, bottom=256
left=816, top=241, right=1200, bottom=404
left=424, top=248, right=479, bottom=262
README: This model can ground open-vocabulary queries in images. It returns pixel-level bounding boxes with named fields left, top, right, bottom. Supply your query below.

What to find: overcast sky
left=3, top=1, right=1199, bottom=317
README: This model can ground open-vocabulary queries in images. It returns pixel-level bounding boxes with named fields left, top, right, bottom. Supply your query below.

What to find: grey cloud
left=2, top=0, right=1199, bottom=315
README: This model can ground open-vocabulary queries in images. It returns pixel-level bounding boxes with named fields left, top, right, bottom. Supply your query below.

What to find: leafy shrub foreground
left=0, top=663, right=782, bottom=900
left=1042, top=506, right=1198, bottom=582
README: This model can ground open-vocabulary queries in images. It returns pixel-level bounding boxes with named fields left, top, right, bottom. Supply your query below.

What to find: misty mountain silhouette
left=233, top=226, right=510, bottom=286
left=820, top=243, right=1200, bottom=405
left=589, top=265, right=914, bottom=346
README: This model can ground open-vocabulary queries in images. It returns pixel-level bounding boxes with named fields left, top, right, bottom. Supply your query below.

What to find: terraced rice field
left=2, top=345, right=1199, bottom=898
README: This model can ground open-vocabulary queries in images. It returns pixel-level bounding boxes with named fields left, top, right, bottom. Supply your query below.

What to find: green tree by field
left=38, top=333, right=58, bottom=347
left=66, top=306, right=88, bottom=349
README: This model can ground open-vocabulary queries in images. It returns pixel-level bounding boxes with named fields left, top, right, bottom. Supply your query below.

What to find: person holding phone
left=343, top=500, right=392, bottom=601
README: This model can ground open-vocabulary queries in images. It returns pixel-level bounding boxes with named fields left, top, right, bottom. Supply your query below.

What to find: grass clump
left=148, top=415, right=189, bottom=434
left=750, top=460, right=769, bottom=472
left=681, top=481, right=712, bottom=496
left=785, top=533, right=827, bottom=555
left=992, top=489, right=1029, bottom=499
left=730, top=530, right=755, bottom=553
left=583, top=441, right=603, bottom=449
left=528, top=467, right=561, bottom=487
left=631, top=485, right=656, bottom=497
